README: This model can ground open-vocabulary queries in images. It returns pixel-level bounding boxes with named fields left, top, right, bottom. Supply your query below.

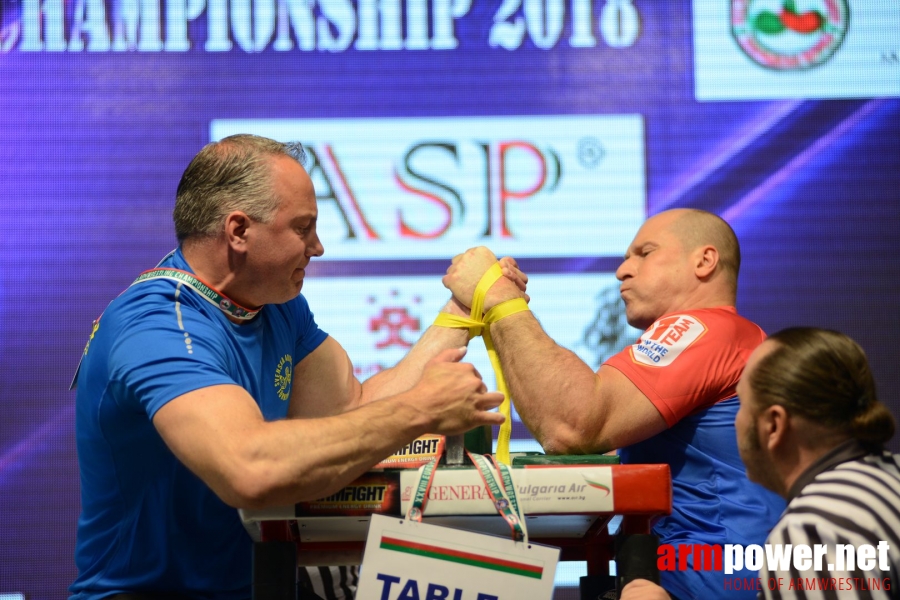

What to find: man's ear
left=760, top=405, right=790, bottom=452
left=224, top=211, right=251, bottom=252
left=693, top=245, right=719, bottom=279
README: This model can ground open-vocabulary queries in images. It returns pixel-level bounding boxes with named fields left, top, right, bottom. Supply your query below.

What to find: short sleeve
left=108, top=303, right=236, bottom=419
left=289, top=293, right=328, bottom=358
left=604, top=310, right=762, bottom=426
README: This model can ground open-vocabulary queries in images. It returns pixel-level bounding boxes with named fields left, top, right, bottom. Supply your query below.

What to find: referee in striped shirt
left=621, top=328, right=899, bottom=600
left=735, top=327, right=899, bottom=600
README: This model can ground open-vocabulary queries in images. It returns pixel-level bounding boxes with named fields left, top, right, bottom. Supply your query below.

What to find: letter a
left=657, top=544, right=676, bottom=571
left=398, top=578, right=422, bottom=600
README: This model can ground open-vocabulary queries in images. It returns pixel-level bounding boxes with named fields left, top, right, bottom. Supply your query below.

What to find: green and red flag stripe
left=380, top=536, right=543, bottom=579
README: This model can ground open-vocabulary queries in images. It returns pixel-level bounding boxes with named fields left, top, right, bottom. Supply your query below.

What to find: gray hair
left=173, top=134, right=308, bottom=242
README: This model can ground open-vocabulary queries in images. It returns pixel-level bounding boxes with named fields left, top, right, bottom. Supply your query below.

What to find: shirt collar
left=786, top=438, right=871, bottom=501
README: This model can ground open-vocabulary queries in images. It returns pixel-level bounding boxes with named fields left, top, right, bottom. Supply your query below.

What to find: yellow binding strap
left=433, top=263, right=530, bottom=464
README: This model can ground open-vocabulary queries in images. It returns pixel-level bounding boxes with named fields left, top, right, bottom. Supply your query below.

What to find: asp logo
left=731, top=0, right=849, bottom=70
left=304, top=139, right=561, bottom=242
left=630, top=314, right=708, bottom=367
left=211, top=115, right=646, bottom=260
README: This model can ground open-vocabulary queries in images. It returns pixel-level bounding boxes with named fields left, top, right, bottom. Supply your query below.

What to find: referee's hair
left=749, top=327, right=895, bottom=449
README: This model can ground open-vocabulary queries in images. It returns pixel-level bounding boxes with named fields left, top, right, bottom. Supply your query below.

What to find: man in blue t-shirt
left=70, top=134, right=523, bottom=600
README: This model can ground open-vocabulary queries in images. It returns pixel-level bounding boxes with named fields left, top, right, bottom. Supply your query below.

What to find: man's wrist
left=484, top=281, right=525, bottom=312
left=440, top=297, right=470, bottom=317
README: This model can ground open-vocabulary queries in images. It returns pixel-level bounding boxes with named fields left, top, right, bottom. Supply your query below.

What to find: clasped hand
left=442, top=247, right=529, bottom=313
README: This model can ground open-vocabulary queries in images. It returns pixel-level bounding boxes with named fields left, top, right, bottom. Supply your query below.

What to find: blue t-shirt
left=70, top=249, right=328, bottom=599
left=621, top=399, right=784, bottom=599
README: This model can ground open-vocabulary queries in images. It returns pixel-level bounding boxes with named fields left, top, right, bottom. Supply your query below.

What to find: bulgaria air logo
left=732, top=0, right=849, bottom=70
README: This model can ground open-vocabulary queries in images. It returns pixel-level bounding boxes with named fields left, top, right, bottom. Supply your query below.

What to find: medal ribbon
left=467, top=451, right=528, bottom=543
left=433, top=263, right=530, bottom=465
left=406, top=442, right=446, bottom=523
left=406, top=443, right=528, bottom=543
left=132, top=268, right=261, bottom=321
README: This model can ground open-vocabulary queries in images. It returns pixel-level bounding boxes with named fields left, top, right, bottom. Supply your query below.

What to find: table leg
left=252, top=541, right=297, bottom=600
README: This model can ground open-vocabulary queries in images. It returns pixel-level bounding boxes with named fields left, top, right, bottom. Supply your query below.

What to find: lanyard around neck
left=132, top=267, right=261, bottom=321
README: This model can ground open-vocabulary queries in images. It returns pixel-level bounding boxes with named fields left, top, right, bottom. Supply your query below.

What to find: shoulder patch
left=629, top=314, right=708, bottom=367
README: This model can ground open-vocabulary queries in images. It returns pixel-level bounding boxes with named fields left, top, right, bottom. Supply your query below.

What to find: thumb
left=430, top=346, right=468, bottom=365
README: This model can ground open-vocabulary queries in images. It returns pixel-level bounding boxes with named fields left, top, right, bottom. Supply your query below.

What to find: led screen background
left=1, top=0, right=899, bottom=597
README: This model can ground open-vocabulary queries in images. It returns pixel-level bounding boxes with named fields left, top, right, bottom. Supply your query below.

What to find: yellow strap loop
left=433, top=263, right=530, bottom=465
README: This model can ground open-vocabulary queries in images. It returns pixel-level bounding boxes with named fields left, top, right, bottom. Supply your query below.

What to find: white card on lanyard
left=356, top=450, right=559, bottom=600
left=357, top=515, right=559, bottom=600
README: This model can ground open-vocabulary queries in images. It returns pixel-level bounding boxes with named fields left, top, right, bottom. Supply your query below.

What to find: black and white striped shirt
left=761, top=441, right=900, bottom=600
left=298, top=565, right=359, bottom=600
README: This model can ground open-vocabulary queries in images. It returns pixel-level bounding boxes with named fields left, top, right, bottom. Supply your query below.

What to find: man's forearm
left=360, top=303, right=470, bottom=403
left=490, top=311, right=604, bottom=454
left=161, top=350, right=504, bottom=510
left=242, top=391, right=431, bottom=507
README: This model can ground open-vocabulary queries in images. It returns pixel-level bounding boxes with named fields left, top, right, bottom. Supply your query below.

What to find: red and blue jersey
left=606, top=307, right=785, bottom=600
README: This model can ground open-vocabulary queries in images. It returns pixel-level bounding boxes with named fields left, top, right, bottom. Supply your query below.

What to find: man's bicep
left=539, top=364, right=666, bottom=454
left=593, top=365, right=668, bottom=450
left=152, top=384, right=266, bottom=505
left=288, top=336, right=362, bottom=419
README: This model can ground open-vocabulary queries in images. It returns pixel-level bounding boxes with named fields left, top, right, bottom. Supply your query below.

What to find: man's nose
left=309, top=234, right=325, bottom=258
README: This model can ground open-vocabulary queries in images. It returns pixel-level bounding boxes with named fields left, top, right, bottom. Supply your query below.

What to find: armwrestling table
left=240, top=448, right=671, bottom=600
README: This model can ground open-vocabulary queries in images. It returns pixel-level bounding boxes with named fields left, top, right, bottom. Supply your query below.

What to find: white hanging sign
left=356, top=514, right=559, bottom=600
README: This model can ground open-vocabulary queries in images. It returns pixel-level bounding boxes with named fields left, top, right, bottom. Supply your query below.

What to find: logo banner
left=693, top=0, right=900, bottom=100
left=211, top=115, right=645, bottom=259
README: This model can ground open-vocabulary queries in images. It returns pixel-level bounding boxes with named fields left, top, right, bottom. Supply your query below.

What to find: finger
left=509, top=267, right=528, bottom=286
left=475, top=410, right=506, bottom=426
left=476, top=392, right=505, bottom=410
left=461, top=367, right=487, bottom=394
left=503, top=269, right=527, bottom=292
left=499, top=256, right=522, bottom=273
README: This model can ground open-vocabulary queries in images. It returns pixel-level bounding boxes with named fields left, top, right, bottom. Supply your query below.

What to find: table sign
left=357, top=514, right=559, bottom=600
left=358, top=451, right=559, bottom=599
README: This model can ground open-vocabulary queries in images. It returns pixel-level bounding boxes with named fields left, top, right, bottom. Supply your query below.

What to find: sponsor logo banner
left=297, top=472, right=402, bottom=517
left=398, top=465, right=614, bottom=515
left=374, top=434, right=445, bottom=469
left=693, top=0, right=900, bottom=100
left=211, top=115, right=645, bottom=259
left=630, top=314, right=707, bottom=367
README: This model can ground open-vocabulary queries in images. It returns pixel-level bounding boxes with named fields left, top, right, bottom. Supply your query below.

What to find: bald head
left=668, top=209, right=741, bottom=290
left=616, top=208, right=741, bottom=328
